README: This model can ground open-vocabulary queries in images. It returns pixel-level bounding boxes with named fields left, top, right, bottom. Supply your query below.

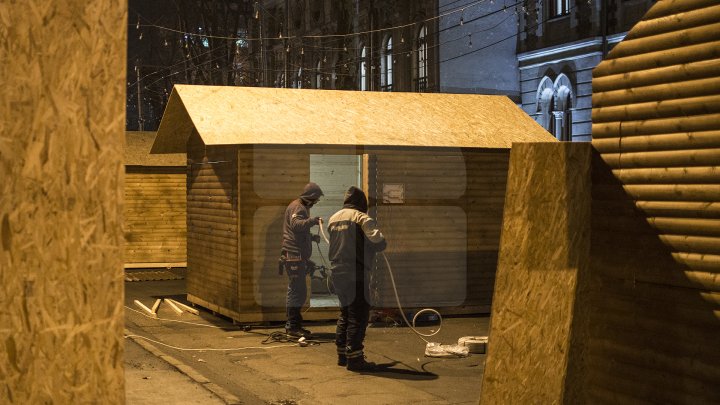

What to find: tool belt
left=278, top=251, right=304, bottom=275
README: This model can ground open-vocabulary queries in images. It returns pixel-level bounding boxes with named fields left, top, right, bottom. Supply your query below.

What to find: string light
left=128, top=0, right=552, bottom=93
left=135, top=0, right=488, bottom=43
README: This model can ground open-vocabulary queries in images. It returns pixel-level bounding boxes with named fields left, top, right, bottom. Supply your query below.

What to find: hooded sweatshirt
left=327, top=186, right=386, bottom=271
left=282, top=183, right=323, bottom=259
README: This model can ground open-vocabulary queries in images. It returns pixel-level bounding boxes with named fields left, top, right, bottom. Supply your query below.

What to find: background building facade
left=517, top=0, right=654, bottom=141
left=438, top=0, right=520, bottom=101
left=249, top=0, right=439, bottom=92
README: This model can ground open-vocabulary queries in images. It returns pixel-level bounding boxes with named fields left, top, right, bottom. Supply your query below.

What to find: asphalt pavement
left=124, top=278, right=489, bottom=405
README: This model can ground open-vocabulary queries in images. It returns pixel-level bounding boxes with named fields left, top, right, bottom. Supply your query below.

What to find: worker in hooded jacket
left=328, top=186, right=387, bottom=372
left=281, top=182, right=324, bottom=338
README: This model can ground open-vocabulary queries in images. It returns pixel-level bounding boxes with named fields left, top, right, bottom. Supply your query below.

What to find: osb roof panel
left=152, top=85, right=554, bottom=153
left=126, top=131, right=185, bottom=166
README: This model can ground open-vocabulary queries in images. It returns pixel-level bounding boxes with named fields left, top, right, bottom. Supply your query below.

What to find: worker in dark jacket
left=328, top=186, right=386, bottom=372
left=281, top=182, right=324, bottom=337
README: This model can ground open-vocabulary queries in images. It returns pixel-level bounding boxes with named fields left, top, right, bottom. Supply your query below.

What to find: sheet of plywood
left=151, top=85, right=555, bottom=153
left=0, top=1, right=126, bottom=403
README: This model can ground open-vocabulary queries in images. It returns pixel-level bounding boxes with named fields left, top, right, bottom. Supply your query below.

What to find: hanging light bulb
left=301, top=47, right=304, bottom=55
left=255, top=9, right=259, bottom=19
left=164, top=39, right=169, bottom=46
left=139, top=32, right=143, bottom=40
left=401, top=36, right=404, bottom=44
left=136, top=19, right=140, bottom=30
left=344, top=45, right=348, bottom=52
left=279, top=32, right=283, bottom=39
left=323, top=55, right=327, bottom=63
left=286, top=44, right=290, bottom=52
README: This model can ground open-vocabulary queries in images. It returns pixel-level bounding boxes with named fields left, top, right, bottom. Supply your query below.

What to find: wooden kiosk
left=151, top=85, right=554, bottom=322
left=124, top=131, right=187, bottom=269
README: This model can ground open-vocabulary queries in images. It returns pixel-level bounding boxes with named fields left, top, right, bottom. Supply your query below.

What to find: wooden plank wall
left=188, top=144, right=508, bottom=320
left=186, top=132, right=239, bottom=312
left=369, top=149, right=509, bottom=311
left=125, top=166, right=186, bottom=265
left=0, top=0, right=126, bottom=403
left=240, top=146, right=312, bottom=313
left=590, top=0, right=720, bottom=402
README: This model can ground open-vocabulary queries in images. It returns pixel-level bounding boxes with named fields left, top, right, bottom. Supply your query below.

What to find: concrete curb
left=125, top=330, right=242, bottom=405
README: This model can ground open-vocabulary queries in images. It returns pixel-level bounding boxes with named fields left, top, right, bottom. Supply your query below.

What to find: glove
left=311, top=234, right=321, bottom=244
left=311, top=217, right=321, bottom=226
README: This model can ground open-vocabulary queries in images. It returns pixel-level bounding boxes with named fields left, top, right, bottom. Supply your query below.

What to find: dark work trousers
left=332, top=264, right=371, bottom=359
left=285, top=260, right=307, bottom=331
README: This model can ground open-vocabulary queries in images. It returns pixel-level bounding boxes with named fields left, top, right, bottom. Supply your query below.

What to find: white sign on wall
left=382, top=183, right=405, bottom=204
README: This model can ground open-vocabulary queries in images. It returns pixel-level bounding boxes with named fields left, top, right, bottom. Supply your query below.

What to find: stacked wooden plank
left=590, top=0, right=720, bottom=402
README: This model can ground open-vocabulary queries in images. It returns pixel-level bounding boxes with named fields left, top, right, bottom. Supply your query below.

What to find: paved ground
left=124, top=279, right=489, bottom=405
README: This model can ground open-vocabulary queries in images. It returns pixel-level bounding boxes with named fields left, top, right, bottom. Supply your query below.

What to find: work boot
left=346, top=356, right=377, bottom=372
left=285, top=327, right=312, bottom=338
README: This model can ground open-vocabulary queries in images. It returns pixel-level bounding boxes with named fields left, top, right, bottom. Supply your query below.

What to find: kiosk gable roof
left=152, top=85, right=555, bottom=153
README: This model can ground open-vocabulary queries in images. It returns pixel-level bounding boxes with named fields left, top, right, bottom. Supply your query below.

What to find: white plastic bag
left=424, top=342, right=470, bottom=358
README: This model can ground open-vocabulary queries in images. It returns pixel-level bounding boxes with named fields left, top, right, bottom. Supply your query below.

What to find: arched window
left=414, top=25, right=428, bottom=92
left=553, top=74, right=575, bottom=142
left=359, top=45, right=368, bottom=91
left=381, top=36, right=393, bottom=91
left=296, top=67, right=303, bottom=89
left=536, top=76, right=554, bottom=131
left=315, top=60, right=323, bottom=89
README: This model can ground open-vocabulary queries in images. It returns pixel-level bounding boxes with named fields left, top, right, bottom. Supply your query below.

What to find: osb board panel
left=152, top=85, right=555, bottom=154
left=480, top=143, right=592, bottom=405
left=125, top=131, right=185, bottom=166
left=186, top=135, right=239, bottom=312
left=0, top=1, right=126, bottom=404
left=124, top=169, right=186, bottom=264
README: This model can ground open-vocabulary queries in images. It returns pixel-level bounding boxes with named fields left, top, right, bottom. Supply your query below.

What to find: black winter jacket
left=281, top=183, right=323, bottom=259
left=327, top=187, right=386, bottom=271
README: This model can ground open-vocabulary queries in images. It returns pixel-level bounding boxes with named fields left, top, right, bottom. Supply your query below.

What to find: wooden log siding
left=186, top=132, right=239, bottom=312
left=589, top=0, right=720, bottom=402
left=125, top=167, right=187, bottom=264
